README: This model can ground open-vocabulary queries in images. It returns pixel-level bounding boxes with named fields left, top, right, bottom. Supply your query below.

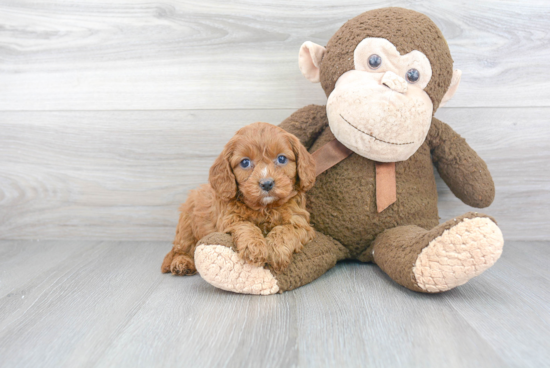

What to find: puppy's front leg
left=266, top=217, right=315, bottom=272
left=229, top=221, right=269, bottom=267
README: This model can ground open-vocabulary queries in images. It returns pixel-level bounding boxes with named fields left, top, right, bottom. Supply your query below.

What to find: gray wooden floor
left=0, top=240, right=548, bottom=368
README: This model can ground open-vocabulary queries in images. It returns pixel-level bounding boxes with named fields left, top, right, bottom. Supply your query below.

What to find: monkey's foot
left=413, top=217, right=504, bottom=293
left=194, top=244, right=279, bottom=295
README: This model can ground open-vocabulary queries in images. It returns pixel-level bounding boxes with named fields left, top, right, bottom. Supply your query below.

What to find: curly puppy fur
left=161, top=122, right=317, bottom=275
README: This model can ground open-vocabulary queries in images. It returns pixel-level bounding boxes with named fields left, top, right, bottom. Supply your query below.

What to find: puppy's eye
left=406, top=68, right=420, bottom=83
left=240, top=158, right=251, bottom=168
left=277, top=155, right=287, bottom=165
left=368, top=54, right=382, bottom=70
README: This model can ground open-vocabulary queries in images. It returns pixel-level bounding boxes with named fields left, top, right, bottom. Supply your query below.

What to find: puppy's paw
left=265, top=237, right=295, bottom=273
left=268, top=255, right=292, bottom=273
left=237, top=237, right=269, bottom=267
left=170, top=254, right=197, bottom=276
left=265, top=229, right=303, bottom=273
left=161, top=250, right=175, bottom=273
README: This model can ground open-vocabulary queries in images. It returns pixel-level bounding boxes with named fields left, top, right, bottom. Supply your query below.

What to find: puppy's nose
left=259, top=178, right=274, bottom=192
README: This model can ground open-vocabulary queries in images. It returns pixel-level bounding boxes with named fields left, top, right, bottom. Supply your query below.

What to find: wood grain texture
left=0, top=109, right=288, bottom=240
left=442, top=242, right=550, bottom=368
left=0, top=241, right=164, bottom=367
left=1, top=107, right=548, bottom=241
left=0, top=240, right=548, bottom=368
left=1, top=0, right=549, bottom=110
left=433, top=107, right=550, bottom=241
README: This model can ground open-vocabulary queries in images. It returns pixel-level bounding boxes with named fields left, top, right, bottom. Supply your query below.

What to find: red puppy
left=161, top=122, right=316, bottom=275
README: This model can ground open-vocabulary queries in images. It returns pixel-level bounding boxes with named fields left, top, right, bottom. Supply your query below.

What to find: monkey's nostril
left=259, top=178, right=274, bottom=192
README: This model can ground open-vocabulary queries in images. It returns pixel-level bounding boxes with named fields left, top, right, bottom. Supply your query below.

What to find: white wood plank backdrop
left=1, top=0, right=549, bottom=241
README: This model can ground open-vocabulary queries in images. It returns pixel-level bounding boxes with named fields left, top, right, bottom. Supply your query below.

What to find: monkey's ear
left=299, top=41, right=326, bottom=83
left=439, top=69, right=462, bottom=108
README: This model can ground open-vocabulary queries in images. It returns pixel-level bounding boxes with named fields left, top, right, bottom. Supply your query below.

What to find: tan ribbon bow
left=312, top=138, right=396, bottom=213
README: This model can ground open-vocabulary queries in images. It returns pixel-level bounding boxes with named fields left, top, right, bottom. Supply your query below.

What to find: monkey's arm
left=279, top=105, right=329, bottom=149
left=427, top=117, right=495, bottom=208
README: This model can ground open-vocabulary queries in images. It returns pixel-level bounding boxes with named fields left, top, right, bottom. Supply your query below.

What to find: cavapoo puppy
left=161, top=122, right=317, bottom=276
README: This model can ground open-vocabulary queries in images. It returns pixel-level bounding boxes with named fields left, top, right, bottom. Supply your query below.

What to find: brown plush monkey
left=193, top=7, right=504, bottom=295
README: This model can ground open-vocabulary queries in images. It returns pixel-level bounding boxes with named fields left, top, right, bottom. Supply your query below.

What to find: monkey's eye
left=277, top=155, right=288, bottom=165
left=406, top=69, right=420, bottom=83
left=240, top=158, right=251, bottom=168
left=368, top=54, right=382, bottom=69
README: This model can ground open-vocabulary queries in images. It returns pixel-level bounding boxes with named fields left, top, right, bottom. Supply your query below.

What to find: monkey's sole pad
left=413, top=217, right=504, bottom=293
left=194, top=245, right=279, bottom=295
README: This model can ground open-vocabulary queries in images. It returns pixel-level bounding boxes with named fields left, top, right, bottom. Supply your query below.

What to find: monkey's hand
left=427, top=117, right=495, bottom=208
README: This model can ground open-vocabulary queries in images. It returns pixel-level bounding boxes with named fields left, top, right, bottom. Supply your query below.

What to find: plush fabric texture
left=196, top=211, right=503, bottom=294
left=194, top=8, right=502, bottom=295
left=353, top=38, right=433, bottom=90
left=428, top=118, right=495, bottom=207
left=439, top=69, right=462, bottom=108
left=413, top=217, right=503, bottom=292
left=319, top=7, right=453, bottom=113
left=380, top=70, right=408, bottom=93
left=283, top=105, right=440, bottom=258
left=326, top=70, right=433, bottom=162
left=196, top=234, right=280, bottom=295
left=195, top=244, right=279, bottom=295
left=197, top=231, right=349, bottom=294
left=278, top=105, right=329, bottom=149
left=299, top=41, right=326, bottom=83
left=196, top=108, right=499, bottom=294
left=276, top=105, right=498, bottom=292
left=273, top=231, right=350, bottom=292
left=371, top=212, right=501, bottom=292
left=280, top=106, right=495, bottom=259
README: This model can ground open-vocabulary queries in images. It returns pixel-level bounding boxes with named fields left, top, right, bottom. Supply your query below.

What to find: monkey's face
left=298, top=8, right=461, bottom=163
left=326, top=38, right=433, bottom=162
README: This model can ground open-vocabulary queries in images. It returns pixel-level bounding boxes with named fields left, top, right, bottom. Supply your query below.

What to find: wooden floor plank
left=96, top=263, right=507, bottom=368
left=94, top=254, right=506, bottom=368
left=95, top=274, right=297, bottom=368
left=1, top=107, right=548, bottom=241
left=1, top=0, right=549, bottom=110
left=0, top=240, right=548, bottom=368
left=0, top=239, right=100, bottom=298
left=442, top=242, right=550, bottom=368
left=292, top=263, right=505, bottom=368
left=0, top=241, right=166, bottom=368
left=495, top=241, right=550, bottom=281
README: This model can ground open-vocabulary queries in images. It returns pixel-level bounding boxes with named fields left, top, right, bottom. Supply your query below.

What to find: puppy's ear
left=209, top=142, right=237, bottom=201
left=288, top=133, right=316, bottom=191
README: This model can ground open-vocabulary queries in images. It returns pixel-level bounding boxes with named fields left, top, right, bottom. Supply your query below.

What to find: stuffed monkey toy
left=192, top=7, right=504, bottom=295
